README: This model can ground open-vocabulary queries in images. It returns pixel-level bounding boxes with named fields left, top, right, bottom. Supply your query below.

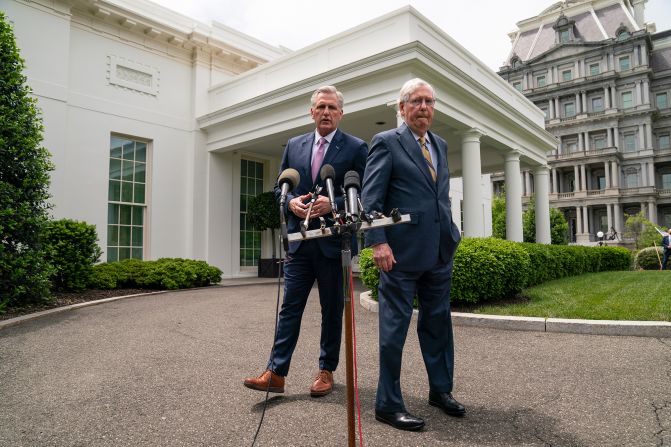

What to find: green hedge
left=88, top=258, right=222, bottom=290
left=43, top=219, right=102, bottom=291
left=359, top=238, right=632, bottom=304
left=634, top=247, right=663, bottom=270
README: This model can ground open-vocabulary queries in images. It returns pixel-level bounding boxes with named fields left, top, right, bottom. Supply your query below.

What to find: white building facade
left=4, top=0, right=556, bottom=277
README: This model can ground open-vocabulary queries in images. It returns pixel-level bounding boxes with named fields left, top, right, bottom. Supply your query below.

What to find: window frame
left=619, top=55, right=631, bottom=71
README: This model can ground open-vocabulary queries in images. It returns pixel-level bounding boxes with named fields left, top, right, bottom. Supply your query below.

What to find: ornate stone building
left=497, top=0, right=671, bottom=243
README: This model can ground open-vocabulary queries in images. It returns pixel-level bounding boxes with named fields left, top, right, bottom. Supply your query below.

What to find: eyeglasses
left=407, top=98, right=436, bottom=107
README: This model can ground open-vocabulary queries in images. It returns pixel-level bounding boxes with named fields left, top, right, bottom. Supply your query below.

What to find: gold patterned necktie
left=419, top=136, right=436, bottom=182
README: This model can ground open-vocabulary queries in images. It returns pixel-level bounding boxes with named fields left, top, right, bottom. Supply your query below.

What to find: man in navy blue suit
left=362, top=78, right=463, bottom=431
left=244, top=86, right=367, bottom=397
left=662, top=228, right=671, bottom=270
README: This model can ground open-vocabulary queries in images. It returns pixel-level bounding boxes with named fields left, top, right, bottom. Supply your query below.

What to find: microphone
left=278, top=168, right=300, bottom=207
left=320, top=164, right=337, bottom=215
left=343, top=170, right=360, bottom=217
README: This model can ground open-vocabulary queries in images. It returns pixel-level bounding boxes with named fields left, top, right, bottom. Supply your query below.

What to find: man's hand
left=373, top=243, right=396, bottom=272
left=289, top=194, right=332, bottom=219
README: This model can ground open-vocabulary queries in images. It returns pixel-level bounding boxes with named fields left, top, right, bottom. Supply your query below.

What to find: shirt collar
left=315, top=129, right=337, bottom=145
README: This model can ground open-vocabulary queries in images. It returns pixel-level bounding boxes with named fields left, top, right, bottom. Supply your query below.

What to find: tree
left=492, top=194, right=568, bottom=244
left=0, top=12, right=54, bottom=309
left=624, top=211, right=660, bottom=250
left=246, top=191, right=281, bottom=259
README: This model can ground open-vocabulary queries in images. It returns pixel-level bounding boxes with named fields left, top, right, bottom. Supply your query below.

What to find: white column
left=578, top=133, right=584, bottom=151
left=533, top=166, right=551, bottom=244
left=574, top=165, right=580, bottom=191
left=461, top=129, right=485, bottom=237
left=604, top=161, right=611, bottom=188
left=575, top=92, right=581, bottom=113
left=581, top=91, right=587, bottom=113
left=638, top=124, right=645, bottom=150
left=611, top=162, right=619, bottom=187
left=607, top=127, right=613, bottom=147
left=577, top=206, right=583, bottom=233
left=552, top=168, right=559, bottom=193
left=605, top=86, right=611, bottom=109
left=607, top=204, right=613, bottom=230
left=614, top=126, right=620, bottom=148
left=505, top=151, right=523, bottom=242
left=613, top=203, right=622, bottom=232
left=648, top=163, right=656, bottom=187
left=611, top=84, right=617, bottom=108
left=524, top=170, right=531, bottom=196
left=637, top=81, right=643, bottom=106
left=649, top=200, right=657, bottom=223
left=580, top=164, right=586, bottom=191
left=582, top=206, right=590, bottom=235
left=634, top=46, right=640, bottom=67
left=584, top=132, right=590, bottom=151
left=555, top=97, right=560, bottom=117
left=646, top=123, right=653, bottom=150
left=643, top=80, right=650, bottom=104
left=549, top=99, right=555, bottom=119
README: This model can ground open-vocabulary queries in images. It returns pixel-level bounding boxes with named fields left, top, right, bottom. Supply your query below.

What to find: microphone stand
left=287, top=192, right=409, bottom=447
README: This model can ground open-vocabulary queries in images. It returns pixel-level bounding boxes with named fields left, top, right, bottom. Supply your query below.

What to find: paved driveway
left=1, top=284, right=670, bottom=446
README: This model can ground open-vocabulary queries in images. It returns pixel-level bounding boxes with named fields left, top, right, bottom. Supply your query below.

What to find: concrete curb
left=359, top=291, right=671, bottom=338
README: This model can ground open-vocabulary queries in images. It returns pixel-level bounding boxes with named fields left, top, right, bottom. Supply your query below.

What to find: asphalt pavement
left=1, top=281, right=670, bottom=446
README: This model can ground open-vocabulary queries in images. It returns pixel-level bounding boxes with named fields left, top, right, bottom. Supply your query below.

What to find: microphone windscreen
left=278, top=168, right=300, bottom=191
left=320, top=164, right=335, bottom=182
left=343, top=170, right=360, bottom=190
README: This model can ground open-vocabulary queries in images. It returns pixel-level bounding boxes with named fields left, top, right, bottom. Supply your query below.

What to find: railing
left=557, top=192, right=575, bottom=199
left=658, top=189, right=671, bottom=196
left=560, top=115, right=577, bottom=122
left=587, top=190, right=605, bottom=196
left=587, top=110, right=605, bottom=116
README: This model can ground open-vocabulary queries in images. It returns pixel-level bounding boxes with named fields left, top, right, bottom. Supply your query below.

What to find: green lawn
left=470, top=271, right=671, bottom=321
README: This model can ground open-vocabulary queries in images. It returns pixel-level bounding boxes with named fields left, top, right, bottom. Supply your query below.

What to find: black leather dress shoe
left=428, top=391, right=465, bottom=417
left=375, top=410, right=425, bottom=431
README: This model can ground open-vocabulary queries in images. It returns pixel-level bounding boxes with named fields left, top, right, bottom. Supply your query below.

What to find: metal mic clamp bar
left=287, top=211, right=410, bottom=242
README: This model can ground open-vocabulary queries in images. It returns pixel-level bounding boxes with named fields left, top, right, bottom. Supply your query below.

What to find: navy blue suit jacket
left=361, top=123, right=460, bottom=271
left=663, top=235, right=670, bottom=253
left=274, top=129, right=367, bottom=259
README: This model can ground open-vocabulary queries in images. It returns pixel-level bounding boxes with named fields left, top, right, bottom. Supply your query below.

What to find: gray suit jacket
left=361, top=123, right=460, bottom=271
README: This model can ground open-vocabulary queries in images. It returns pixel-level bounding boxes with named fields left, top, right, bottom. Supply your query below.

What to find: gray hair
left=311, top=85, right=344, bottom=109
left=397, top=78, right=435, bottom=107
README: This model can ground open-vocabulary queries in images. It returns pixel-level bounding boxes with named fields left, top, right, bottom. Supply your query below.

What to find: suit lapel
left=428, top=131, right=448, bottom=194
left=322, top=129, right=343, bottom=169
left=397, top=124, right=436, bottom=190
left=300, top=133, right=315, bottom=188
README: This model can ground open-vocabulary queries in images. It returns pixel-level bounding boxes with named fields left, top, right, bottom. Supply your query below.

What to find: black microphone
left=320, top=164, right=337, bottom=215
left=343, top=170, right=360, bottom=217
left=278, top=168, right=300, bottom=208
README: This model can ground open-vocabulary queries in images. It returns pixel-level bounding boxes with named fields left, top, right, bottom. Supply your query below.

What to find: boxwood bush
left=88, top=258, right=222, bottom=290
left=359, top=238, right=632, bottom=304
left=634, top=247, right=663, bottom=270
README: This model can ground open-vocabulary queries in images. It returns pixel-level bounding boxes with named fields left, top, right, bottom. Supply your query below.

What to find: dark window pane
left=134, top=184, right=145, bottom=204
left=248, top=178, right=255, bottom=196
left=109, top=158, right=121, bottom=180
left=110, top=137, right=125, bottom=158
left=120, top=205, right=132, bottom=225
left=119, top=247, right=131, bottom=260
left=107, top=247, right=118, bottom=262
left=135, top=162, right=146, bottom=183
left=131, top=248, right=143, bottom=259
left=108, top=203, right=119, bottom=224
left=256, top=162, right=263, bottom=178
left=135, top=143, right=146, bottom=162
left=119, top=226, right=131, bottom=246
left=122, top=141, right=135, bottom=160
left=122, top=160, right=134, bottom=181
left=132, top=206, right=143, bottom=225
left=132, top=226, right=143, bottom=246
left=108, top=180, right=121, bottom=202
left=241, top=159, right=247, bottom=177
left=107, top=225, right=118, bottom=245
left=121, top=181, right=133, bottom=202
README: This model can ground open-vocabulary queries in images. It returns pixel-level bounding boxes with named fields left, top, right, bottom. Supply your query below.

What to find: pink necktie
left=311, top=137, right=327, bottom=182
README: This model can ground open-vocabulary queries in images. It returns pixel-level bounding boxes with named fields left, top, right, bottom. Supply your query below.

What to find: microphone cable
left=349, top=268, right=365, bottom=446
left=250, top=258, right=284, bottom=447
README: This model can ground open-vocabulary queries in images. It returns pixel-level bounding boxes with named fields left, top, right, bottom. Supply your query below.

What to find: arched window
left=553, top=13, right=575, bottom=44
left=616, top=25, right=630, bottom=41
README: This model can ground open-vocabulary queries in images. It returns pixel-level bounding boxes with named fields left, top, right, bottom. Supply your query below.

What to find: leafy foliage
left=491, top=193, right=506, bottom=239
left=43, top=219, right=102, bottom=291
left=492, top=194, right=567, bottom=244
left=247, top=191, right=280, bottom=258
left=0, top=12, right=54, bottom=309
left=359, top=239, right=632, bottom=304
left=624, top=211, right=661, bottom=250
left=88, top=258, right=222, bottom=290
left=634, top=247, right=664, bottom=270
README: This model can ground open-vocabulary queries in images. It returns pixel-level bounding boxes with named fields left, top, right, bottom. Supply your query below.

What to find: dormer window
left=553, top=13, right=575, bottom=44
left=616, top=25, right=631, bottom=41
left=510, top=55, right=521, bottom=69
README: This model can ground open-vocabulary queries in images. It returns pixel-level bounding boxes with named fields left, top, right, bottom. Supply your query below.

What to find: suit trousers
left=268, top=240, right=344, bottom=376
left=663, top=249, right=670, bottom=270
left=376, top=262, right=455, bottom=413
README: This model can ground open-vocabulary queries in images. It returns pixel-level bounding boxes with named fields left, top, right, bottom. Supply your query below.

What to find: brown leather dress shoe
left=243, top=370, right=285, bottom=393
left=309, top=370, right=333, bottom=397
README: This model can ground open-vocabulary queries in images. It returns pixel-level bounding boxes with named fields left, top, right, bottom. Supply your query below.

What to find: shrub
left=359, top=238, right=633, bottom=305
left=634, top=247, right=663, bottom=270
left=0, top=12, right=54, bottom=309
left=88, top=258, right=222, bottom=290
left=43, top=219, right=102, bottom=291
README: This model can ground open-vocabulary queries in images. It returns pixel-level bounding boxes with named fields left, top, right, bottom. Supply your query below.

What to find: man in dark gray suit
left=243, top=86, right=367, bottom=397
left=361, top=78, right=463, bottom=431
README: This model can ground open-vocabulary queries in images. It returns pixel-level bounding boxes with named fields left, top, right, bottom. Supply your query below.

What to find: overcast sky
left=151, top=0, right=671, bottom=70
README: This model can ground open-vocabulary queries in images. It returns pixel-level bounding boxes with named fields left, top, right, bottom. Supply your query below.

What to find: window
left=539, top=106, right=549, bottom=119
left=536, top=75, right=546, bottom=87
left=591, top=97, right=604, bottom=112
left=513, top=81, right=522, bottom=91
left=659, top=134, right=670, bottom=150
left=566, top=141, right=578, bottom=153
left=617, top=29, right=631, bottom=41
left=559, top=29, right=570, bottom=43
left=564, top=102, right=575, bottom=117
left=657, top=93, right=668, bottom=109
left=107, top=136, right=147, bottom=262
left=593, top=136, right=607, bottom=149
left=625, top=170, right=638, bottom=188
left=621, top=91, right=633, bottom=109
left=240, top=159, right=264, bottom=267
left=589, top=63, right=600, bottom=76
left=623, top=133, right=636, bottom=152
left=663, top=173, right=671, bottom=189
left=597, top=176, right=606, bottom=190
left=562, top=70, right=572, bottom=82
left=619, top=56, right=630, bottom=71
